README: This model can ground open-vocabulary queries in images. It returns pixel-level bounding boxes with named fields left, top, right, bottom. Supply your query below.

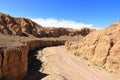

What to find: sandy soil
left=37, top=46, right=120, bottom=80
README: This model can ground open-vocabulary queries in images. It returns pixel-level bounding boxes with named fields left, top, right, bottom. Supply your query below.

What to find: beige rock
left=0, top=51, right=3, bottom=79
left=105, top=42, right=120, bottom=73
left=65, top=21, right=120, bottom=73
left=0, top=39, right=65, bottom=80
left=0, top=12, right=94, bottom=37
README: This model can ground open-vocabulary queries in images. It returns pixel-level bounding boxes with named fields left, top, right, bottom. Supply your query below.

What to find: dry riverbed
left=35, top=46, right=120, bottom=80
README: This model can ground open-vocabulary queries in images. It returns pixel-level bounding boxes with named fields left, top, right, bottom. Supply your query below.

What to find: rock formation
left=0, top=12, right=94, bottom=37
left=0, top=38, right=65, bottom=80
left=65, top=21, right=120, bottom=73
left=0, top=12, right=94, bottom=80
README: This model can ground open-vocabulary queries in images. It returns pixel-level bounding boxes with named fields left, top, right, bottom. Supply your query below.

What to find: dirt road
left=37, top=46, right=120, bottom=80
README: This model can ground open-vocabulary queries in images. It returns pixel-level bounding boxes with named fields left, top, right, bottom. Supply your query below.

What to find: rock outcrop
left=65, top=22, right=120, bottom=73
left=0, top=39, right=65, bottom=80
left=0, top=12, right=43, bottom=36
left=0, top=12, right=95, bottom=80
left=0, top=12, right=94, bottom=37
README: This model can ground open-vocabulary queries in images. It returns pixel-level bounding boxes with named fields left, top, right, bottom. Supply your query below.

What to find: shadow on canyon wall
left=24, top=47, right=48, bottom=80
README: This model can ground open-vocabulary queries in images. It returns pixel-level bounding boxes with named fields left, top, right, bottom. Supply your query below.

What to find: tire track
left=40, top=46, right=120, bottom=80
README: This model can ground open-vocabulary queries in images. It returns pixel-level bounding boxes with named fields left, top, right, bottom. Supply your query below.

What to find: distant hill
left=0, top=12, right=94, bottom=37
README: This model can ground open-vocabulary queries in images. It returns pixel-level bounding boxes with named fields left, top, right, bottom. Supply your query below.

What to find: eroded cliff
left=0, top=38, right=65, bottom=80
left=0, top=12, right=94, bottom=37
left=65, top=22, right=120, bottom=74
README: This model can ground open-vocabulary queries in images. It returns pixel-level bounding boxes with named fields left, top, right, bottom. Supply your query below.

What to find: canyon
left=0, top=12, right=120, bottom=80
left=0, top=12, right=93, bottom=80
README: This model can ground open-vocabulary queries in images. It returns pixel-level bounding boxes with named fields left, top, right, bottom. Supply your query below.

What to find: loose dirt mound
left=65, top=21, right=120, bottom=74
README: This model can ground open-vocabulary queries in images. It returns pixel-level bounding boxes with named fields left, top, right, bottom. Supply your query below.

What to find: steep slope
left=0, top=34, right=66, bottom=80
left=0, top=12, right=94, bottom=37
left=0, top=12, right=43, bottom=36
left=65, top=21, right=120, bottom=73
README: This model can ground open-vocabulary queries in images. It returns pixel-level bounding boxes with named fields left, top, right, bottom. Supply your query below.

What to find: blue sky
left=0, top=0, right=120, bottom=29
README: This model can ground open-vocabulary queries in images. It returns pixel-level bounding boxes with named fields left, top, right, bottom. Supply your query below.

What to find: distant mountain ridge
left=0, top=12, right=94, bottom=37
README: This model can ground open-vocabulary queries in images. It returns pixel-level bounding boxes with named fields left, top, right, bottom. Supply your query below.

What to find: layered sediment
left=65, top=22, right=120, bottom=74
left=0, top=39, right=65, bottom=80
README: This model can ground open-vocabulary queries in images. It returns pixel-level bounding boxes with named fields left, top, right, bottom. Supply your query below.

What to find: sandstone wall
left=0, top=40, right=65, bottom=80
left=65, top=22, right=120, bottom=74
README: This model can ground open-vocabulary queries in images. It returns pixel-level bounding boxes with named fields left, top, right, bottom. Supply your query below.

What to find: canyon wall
left=65, top=22, right=120, bottom=74
left=0, top=40, right=65, bottom=80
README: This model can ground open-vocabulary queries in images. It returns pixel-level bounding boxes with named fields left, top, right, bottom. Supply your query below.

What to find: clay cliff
left=0, top=35, right=65, bottom=80
left=65, top=21, right=120, bottom=73
left=0, top=12, right=94, bottom=37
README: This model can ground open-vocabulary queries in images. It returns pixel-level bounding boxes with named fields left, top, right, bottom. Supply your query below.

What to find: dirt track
left=37, top=46, right=120, bottom=80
